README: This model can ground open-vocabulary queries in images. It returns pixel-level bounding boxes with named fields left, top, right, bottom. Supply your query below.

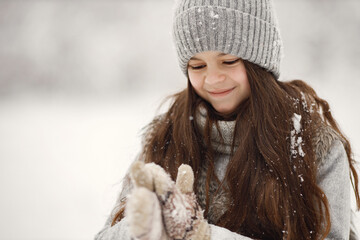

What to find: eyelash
left=223, top=59, right=240, bottom=65
left=190, top=65, right=206, bottom=70
left=189, top=59, right=240, bottom=70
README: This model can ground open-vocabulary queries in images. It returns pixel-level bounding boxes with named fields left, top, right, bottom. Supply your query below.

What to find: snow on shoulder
left=290, top=113, right=305, bottom=158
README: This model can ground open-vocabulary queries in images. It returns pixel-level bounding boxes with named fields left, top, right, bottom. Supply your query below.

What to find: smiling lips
left=208, top=87, right=235, bottom=97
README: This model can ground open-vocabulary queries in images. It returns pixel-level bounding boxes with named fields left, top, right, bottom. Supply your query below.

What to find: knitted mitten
left=125, top=164, right=169, bottom=240
left=130, top=162, right=211, bottom=240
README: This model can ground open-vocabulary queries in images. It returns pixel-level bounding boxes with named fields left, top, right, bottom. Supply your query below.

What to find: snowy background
left=0, top=0, right=359, bottom=239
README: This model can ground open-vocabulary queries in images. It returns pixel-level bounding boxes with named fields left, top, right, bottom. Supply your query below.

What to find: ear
left=176, top=164, right=194, bottom=194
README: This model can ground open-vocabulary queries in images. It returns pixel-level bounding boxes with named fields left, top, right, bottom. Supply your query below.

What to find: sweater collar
left=195, top=106, right=237, bottom=155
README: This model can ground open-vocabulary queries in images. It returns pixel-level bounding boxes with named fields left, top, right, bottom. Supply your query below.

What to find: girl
left=95, top=0, right=360, bottom=239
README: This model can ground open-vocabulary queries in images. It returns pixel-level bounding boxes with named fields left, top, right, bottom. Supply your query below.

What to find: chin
left=215, top=107, right=235, bottom=115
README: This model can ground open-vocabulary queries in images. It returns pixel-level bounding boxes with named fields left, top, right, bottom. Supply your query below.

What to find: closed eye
left=189, top=64, right=206, bottom=70
left=223, top=59, right=241, bottom=65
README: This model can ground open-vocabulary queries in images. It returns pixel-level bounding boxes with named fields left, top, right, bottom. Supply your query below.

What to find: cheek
left=233, top=68, right=249, bottom=86
left=232, top=69, right=251, bottom=97
left=242, top=77, right=251, bottom=97
left=188, top=74, right=203, bottom=91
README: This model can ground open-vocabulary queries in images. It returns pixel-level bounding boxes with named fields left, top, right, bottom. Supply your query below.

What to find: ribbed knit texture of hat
left=173, top=0, right=283, bottom=79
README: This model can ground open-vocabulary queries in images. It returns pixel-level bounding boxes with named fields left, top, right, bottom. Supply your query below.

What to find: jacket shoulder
left=312, top=122, right=345, bottom=165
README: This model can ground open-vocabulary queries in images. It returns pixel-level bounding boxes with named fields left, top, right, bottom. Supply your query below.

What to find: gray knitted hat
left=172, top=0, right=283, bottom=79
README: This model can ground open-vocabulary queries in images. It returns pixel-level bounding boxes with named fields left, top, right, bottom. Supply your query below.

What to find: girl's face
left=187, top=51, right=251, bottom=115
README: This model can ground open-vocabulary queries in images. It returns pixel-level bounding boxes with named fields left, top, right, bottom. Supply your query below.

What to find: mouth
left=208, top=87, right=235, bottom=97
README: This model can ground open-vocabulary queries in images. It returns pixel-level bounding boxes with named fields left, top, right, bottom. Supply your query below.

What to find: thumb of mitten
left=175, top=164, right=194, bottom=194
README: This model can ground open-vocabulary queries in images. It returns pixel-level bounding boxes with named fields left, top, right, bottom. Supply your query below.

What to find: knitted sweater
left=95, top=110, right=359, bottom=240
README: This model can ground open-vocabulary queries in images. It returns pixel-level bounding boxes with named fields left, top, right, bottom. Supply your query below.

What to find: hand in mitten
left=131, top=162, right=211, bottom=240
left=125, top=163, right=168, bottom=240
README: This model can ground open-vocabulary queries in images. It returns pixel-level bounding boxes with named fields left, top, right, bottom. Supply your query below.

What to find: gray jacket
left=95, top=113, right=359, bottom=240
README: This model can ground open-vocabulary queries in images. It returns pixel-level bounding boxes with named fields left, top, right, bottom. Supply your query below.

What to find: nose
left=204, top=65, right=226, bottom=85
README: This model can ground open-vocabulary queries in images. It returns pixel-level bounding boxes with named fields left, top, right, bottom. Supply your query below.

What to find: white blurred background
left=0, top=0, right=359, bottom=239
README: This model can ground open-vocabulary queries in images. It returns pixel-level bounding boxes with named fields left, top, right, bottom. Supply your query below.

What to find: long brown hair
left=112, top=61, right=360, bottom=239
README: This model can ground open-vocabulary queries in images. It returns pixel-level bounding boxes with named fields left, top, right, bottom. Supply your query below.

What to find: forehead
left=190, top=51, right=237, bottom=61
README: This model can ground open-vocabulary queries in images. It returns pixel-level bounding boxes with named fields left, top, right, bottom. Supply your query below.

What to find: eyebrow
left=190, top=53, right=227, bottom=61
